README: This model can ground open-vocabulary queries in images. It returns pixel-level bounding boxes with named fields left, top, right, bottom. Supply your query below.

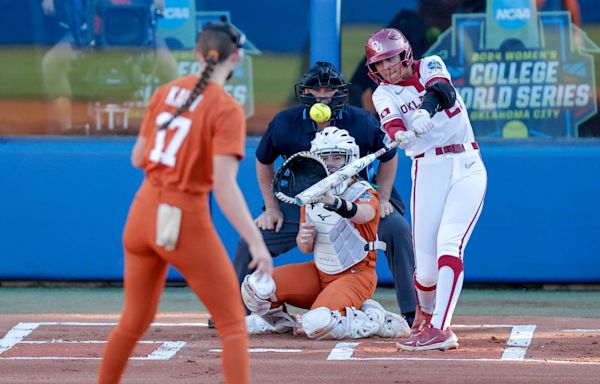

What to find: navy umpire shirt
left=256, top=104, right=406, bottom=215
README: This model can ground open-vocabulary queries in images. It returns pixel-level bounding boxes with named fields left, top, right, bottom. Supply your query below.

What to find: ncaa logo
left=371, top=41, right=383, bottom=53
left=158, top=0, right=191, bottom=30
left=493, top=0, right=531, bottom=30
left=427, top=61, right=442, bottom=71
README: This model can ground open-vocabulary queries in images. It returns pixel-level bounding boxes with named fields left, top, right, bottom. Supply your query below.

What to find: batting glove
left=410, top=109, right=434, bottom=136
left=394, top=130, right=416, bottom=149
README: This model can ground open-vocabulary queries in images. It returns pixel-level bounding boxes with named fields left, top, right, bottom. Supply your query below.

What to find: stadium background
left=0, top=0, right=599, bottom=285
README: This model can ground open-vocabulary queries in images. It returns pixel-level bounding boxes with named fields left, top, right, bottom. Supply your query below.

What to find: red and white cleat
left=396, top=324, right=459, bottom=351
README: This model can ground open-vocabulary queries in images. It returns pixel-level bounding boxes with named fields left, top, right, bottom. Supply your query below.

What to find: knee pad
left=241, top=272, right=276, bottom=316
left=302, top=307, right=346, bottom=340
left=302, top=306, right=380, bottom=340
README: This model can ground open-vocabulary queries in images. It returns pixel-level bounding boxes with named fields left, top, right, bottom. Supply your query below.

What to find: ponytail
left=158, top=50, right=220, bottom=130
left=157, top=19, right=239, bottom=130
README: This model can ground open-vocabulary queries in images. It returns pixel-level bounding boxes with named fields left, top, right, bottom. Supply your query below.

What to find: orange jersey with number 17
left=139, top=75, right=246, bottom=194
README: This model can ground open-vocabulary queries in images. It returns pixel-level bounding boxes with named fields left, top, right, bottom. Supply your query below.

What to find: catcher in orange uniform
left=97, top=21, right=272, bottom=384
left=241, top=127, right=410, bottom=339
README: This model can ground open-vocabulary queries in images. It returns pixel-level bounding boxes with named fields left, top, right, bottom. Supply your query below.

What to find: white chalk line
left=0, top=322, right=194, bottom=360
left=326, top=324, right=599, bottom=365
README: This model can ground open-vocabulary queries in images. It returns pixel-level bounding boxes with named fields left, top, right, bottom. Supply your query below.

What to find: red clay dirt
left=1, top=313, right=599, bottom=383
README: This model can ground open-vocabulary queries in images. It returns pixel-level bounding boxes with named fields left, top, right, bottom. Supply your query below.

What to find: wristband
left=324, top=197, right=358, bottom=218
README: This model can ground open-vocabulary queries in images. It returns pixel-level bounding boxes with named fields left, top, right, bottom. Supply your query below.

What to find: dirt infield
left=1, top=313, right=599, bottom=383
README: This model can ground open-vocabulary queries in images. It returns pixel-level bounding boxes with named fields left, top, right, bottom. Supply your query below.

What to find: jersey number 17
left=149, top=112, right=191, bottom=167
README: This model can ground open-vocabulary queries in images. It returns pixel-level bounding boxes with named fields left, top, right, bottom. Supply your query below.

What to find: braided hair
left=159, top=23, right=239, bottom=130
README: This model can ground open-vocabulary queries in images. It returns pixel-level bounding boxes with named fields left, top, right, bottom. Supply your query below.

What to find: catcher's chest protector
left=306, top=181, right=371, bottom=274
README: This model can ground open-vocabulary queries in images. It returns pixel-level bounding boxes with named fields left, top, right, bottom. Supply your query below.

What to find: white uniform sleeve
left=420, top=55, right=452, bottom=85
left=372, top=87, right=404, bottom=127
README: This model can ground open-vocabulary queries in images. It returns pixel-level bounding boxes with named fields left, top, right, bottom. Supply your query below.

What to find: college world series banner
left=426, top=0, right=599, bottom=138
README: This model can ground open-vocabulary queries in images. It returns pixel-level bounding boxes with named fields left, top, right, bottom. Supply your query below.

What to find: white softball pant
left=410, top=143, right=487, bottom=330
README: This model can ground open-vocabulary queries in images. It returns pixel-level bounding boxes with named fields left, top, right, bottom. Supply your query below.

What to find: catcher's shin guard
left=302, top=307, right=349, bottom=340
left=361, top=299, right=411, bottom=338
left=302, top=307, right=380, bottom=340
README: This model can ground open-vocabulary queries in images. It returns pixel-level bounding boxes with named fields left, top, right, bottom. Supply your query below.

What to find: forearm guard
left=324, top=196, right=358, bottom=218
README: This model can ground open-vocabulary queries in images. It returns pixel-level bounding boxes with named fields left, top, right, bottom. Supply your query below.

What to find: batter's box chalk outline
left=0, top=321, right=199, bottom=360
left=327, top=324, right=600, bottom=365
left=329, top=324, right=548, bottom=363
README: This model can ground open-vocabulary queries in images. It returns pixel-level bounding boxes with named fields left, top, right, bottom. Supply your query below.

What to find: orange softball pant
left=272, top=260, right=377, bottom=311
left=98, top=181, right=248, bottom=384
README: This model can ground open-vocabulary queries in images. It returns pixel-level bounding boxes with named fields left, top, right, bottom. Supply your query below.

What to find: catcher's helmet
left=310, top=126, right=359, bottom=195
left=295, top=62, right=349, bottom=117
left=365, top=28, right=413, bottom=84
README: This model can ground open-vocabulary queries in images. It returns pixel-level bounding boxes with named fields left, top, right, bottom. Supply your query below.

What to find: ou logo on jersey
left=370, top=40, right=383, bottom=53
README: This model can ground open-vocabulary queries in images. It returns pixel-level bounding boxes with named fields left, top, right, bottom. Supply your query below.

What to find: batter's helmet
left=365, top=28, right=413, bottom=84
left=295, top=61, right=350, bottom=117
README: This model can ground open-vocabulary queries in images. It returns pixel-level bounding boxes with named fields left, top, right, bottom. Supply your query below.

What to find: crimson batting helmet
left=365, top=28, right=413, bottom=84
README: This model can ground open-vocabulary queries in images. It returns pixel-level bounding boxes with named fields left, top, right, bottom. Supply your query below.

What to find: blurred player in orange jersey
left=97, top=21, right=272, bottom=384
left=241, top=127, right=410, bottom=340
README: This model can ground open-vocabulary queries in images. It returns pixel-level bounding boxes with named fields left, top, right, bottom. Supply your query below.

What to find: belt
left=414, top=142, right=479, bottom=159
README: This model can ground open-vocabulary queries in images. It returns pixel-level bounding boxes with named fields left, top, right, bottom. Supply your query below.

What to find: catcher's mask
left=295, top=61, right=350, bottom=117
left=310, top=126, right=359, bottom=195
left=273, top=152, right=329, bottom=205
left=365, top=28, right=413, bottom=84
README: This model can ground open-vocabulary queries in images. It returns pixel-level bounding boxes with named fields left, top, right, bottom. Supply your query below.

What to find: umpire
left=233, top=61, right=416, bottom=324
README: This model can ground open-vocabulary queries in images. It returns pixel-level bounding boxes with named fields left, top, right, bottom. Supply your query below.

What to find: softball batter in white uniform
left=365, top=28, right=487, bottom=351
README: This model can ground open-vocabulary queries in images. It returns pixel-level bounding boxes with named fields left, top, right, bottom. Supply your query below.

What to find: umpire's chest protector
left=306, top=182, right=371, bottom=275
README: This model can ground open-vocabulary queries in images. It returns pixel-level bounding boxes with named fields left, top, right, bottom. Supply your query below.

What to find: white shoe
left=245, top=307, right=298, bottom=335
left=361, top=299, right=410, bottom=338
left=379, top=311, right=411, bottom=338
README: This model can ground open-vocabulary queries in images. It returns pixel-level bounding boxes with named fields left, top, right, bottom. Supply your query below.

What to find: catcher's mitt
left=273, top=151, right=329, bottom=205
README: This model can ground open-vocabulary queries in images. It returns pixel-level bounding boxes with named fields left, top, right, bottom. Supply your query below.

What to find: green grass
left=252, top=54, right=303, bottom=106
left=2, top=24, right=600, bottom=114
left=250, top=25, right=380, bottom=108
left=2, top=286, right=599, bottom=318
left=0, top=48, right=47, bottom=98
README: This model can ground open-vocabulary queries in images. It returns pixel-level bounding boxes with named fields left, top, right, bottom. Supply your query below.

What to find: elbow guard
left=421, top=80, right=457, bottom=116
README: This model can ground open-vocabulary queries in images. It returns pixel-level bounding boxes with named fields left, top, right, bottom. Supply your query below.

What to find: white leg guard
left=245, top=306, right=299, bottom=335
left=345, top=306, right=381, bottom=338
left=241, top=272, right=277, bottom=316
left=361, top=299, right=411, bottom=338
left=302, top=307, right=349, bottom=340
left=361, top=299, right=386, bottom=329
left=302, top=306, right=381, bottom=340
